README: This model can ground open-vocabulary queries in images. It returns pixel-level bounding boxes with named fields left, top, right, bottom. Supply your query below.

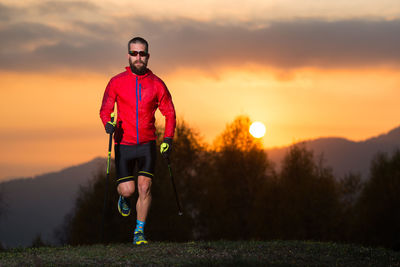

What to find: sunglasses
left=129, top=51, right=149, bottom=57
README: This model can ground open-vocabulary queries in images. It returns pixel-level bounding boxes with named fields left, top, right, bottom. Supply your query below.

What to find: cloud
left=0, top=3, right=13, bottom=21
left=35, top=0, right=98, bottom=14
left=0, top=1, right=399, bottom=74
left=150, top=18, right=400, bottom=71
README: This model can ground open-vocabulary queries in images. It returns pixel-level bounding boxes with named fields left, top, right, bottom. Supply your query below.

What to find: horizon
left=0, top=0, right=399, bottom=180
left=1, top=123, right=398, bottom=182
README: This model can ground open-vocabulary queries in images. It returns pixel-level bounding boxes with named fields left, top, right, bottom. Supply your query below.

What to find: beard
left=129, top=58, right=148, bottom=75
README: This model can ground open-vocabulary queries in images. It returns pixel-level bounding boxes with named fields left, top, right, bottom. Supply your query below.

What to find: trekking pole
left=101, top=112, right=115, bottom=243
left=165, top=157, right=183, bottom=216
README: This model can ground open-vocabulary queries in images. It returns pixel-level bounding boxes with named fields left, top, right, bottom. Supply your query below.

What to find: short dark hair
left=128, top=37, right=149, bottom=52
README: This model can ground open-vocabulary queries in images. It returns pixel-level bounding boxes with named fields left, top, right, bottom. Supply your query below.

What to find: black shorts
left=114, top=141, right=156, bottom=184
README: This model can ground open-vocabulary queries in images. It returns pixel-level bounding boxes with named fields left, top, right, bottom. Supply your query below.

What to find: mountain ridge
left=266, top=125, right=400, bottom=179
left=0, top=157, right=106, bottom=248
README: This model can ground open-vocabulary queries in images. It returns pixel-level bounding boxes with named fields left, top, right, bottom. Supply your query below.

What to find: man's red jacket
left=100, top=67, right=176, bottom=145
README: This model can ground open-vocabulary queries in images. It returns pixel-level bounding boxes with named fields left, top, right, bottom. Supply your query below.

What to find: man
left=100, top=37, right=176, bottom=245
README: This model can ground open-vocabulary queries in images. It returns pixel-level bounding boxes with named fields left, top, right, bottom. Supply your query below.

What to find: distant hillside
left=267, top=126, right=400, bottom=180
left=0, top=157, right=105, bottom=248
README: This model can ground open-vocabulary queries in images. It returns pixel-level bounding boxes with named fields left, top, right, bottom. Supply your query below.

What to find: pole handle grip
left=110, top=112, right=115, bottom=123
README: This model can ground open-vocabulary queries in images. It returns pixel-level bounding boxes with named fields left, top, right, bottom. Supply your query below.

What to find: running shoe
left=133, top=231, right=148, bottom=245
left=117, top=195, right=131, bottom=217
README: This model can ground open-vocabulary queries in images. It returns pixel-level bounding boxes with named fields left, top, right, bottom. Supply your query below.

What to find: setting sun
left=249, top=121, right=266, bottom=138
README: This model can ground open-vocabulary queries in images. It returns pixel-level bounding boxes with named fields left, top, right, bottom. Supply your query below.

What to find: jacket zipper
left=136, top=76, right=139, bottom=144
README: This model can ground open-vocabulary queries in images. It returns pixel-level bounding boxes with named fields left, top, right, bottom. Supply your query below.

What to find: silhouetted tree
left=338, top=172, right=363, bottom=207
left=31, top=233, right=49, bottom=248
left=274, top=144, right=341, bottom=241
left=200, top=115, right=275, bottom=240
left=336, top=172, right=364, bottom=242
left=354, top=149, right=400, bottom=250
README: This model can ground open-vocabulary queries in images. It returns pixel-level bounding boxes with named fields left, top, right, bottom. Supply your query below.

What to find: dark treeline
left=55, top=116, right=400, bottom=250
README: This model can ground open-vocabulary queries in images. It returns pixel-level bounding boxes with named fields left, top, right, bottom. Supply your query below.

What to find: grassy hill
left=1, top=240, right=399, bottom=266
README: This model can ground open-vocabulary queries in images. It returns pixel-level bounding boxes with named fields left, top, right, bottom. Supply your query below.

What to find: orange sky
left=0, top=0, right=399, bottom=180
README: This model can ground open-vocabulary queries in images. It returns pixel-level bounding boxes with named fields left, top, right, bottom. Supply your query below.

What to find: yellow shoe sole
left=117, top=203, right=131, bottom=217
left=134, top=240, right=148, bottom=245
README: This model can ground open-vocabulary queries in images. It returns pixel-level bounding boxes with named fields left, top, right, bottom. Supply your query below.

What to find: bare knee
left=118, top=181, right=135, bottom=197
left=138, top=177, right=152, bottom=197
left=138, top=183, right=151, bottom=196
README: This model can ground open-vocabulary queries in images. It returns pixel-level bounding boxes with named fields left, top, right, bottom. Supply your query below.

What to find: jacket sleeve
left=157, top=81, right=176, bottom=139
left=99, top=78, right=117, bottom=127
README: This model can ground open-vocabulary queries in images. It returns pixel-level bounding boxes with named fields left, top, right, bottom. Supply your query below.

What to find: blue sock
left=135, top=220, right=146, bottom=233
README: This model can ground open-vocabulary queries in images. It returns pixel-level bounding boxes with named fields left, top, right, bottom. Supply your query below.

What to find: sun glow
left=249, top=121, right=266, bottom=138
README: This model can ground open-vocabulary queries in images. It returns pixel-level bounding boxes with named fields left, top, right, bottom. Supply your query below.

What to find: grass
left=0, top=240, right=399, bottom=266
